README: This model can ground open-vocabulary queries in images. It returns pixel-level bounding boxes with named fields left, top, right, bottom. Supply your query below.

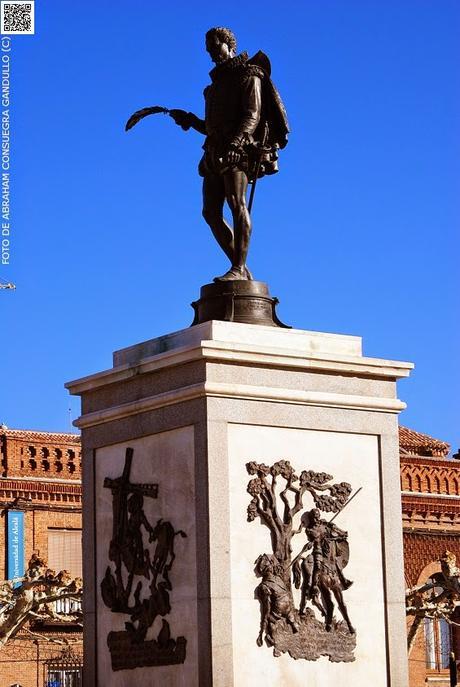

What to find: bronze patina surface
left=127, top=28, right=289, bottom=325
left=100, top=448, right=187, bottom=671
left=191, top=280, right=289, bottom=327
left=247, top=460, right=357, bottom=662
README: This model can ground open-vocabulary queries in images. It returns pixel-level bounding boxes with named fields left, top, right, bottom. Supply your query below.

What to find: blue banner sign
left=7, top=510, right=25, bottom=580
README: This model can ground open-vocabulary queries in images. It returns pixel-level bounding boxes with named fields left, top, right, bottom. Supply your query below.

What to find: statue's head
left=300, top=508, right=321, bottom=530
left=309, top=508, right=321, bottom=526
left=205, top=27, right=237, bottom=64
left=128, top=491, right=143, bottom=513
left=254, top=553, right=282, bottom=577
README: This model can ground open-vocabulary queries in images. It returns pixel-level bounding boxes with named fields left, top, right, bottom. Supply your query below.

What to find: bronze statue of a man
left=127, top=28, right=289, bottom=282
left=170, top=28, right=288, bottom=281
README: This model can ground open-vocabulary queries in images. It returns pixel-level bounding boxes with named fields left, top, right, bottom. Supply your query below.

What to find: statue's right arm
left=169, top=109, right=206, bottom=135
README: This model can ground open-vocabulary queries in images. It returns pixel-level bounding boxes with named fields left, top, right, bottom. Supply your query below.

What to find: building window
left=54, top=596, right=82, bottom=614
left=424, top=574, right=452, bottom=671
left=425, top=617, right=451, bottom=670
left=44, top=647, right=82, bottom=687
left=46, top=668, right=82, bottom=687
left=47, top=529, right=82, bottom=578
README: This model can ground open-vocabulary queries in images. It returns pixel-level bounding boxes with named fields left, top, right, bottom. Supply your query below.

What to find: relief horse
left=293, top=545, right=355, bottom=634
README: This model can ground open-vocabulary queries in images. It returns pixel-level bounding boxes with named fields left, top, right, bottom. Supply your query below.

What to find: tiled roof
left=0, top=428, right=80, bottom=444
left=399, top=425, right=450, bottom=457
left=0, top=426, right=450, bottom=456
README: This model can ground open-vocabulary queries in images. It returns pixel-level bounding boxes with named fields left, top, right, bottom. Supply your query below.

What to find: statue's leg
left=223, top=168, right=250, bottom=277
left=334, top=587, right=355, bottom=634
left=299, top=561, right=310, bottom=614
left=202, top=173, right=234, bottom=264
left=321, top=587, right=334, bottom=632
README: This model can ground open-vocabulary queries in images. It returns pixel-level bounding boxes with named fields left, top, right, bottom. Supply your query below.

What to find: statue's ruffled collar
left=209, top=51, right=248, bottom=82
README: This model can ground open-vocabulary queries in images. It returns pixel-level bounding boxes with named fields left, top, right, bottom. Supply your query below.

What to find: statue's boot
left=214, top=266, right=246, bottom=282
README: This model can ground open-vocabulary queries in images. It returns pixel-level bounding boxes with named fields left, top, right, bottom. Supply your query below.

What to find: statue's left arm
left=230, top=73, right=262, bottom=149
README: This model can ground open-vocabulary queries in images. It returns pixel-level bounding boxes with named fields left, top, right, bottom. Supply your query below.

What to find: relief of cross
left=103, top=447, right=158, bottom=552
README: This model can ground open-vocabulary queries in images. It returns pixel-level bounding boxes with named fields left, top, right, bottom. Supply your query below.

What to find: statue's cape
left=248, top=51, right=290, bottom=150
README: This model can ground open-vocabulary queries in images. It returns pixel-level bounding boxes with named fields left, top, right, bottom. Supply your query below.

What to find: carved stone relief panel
left=95, top=427, right=198, bottom=686
left=228, top=424, right=387, bottom=687
left=101, top=446, right=187, bottom=670
left=247, top=460, right=357, bottom=662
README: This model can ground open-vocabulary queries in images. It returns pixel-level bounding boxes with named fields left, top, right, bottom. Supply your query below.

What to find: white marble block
left=66, top=321, right=412, bottom=686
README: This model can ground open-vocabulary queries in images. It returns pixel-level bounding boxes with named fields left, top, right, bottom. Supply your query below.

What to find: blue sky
left=1, top=0, right=459, bottom=450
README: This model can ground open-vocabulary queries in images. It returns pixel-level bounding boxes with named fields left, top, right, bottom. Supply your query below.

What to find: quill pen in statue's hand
left=125, top=106, right=170, bottom=131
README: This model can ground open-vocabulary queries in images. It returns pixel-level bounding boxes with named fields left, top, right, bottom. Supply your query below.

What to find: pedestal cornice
left=66, top=321, right=413, bottom=396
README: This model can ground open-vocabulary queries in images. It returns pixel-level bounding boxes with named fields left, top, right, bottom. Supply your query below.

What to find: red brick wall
left=401, top=458, right=460, bottom=495
left=1, top=432, right=81, bottom=481
left=0, top=430, right=82, bottom=687
left=0, top=636, right=83, bottom=687
left=402, top=452, right=460, bottom=687
left=404, top=532, right=460, bottom=588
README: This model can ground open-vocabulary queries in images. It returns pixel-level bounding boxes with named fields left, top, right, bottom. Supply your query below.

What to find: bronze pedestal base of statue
left=191, top=280, right=289, bottom=328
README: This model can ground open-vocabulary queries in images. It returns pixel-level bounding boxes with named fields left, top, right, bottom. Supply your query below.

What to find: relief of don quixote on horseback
left=246, top=459, right=361, bottom=662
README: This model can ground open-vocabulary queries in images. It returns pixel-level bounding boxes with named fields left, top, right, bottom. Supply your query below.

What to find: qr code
left=1, top=1, right=34, bottom=34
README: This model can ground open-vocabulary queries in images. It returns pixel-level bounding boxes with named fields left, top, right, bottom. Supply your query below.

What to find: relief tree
left=246, top=460, right=352, bottom=577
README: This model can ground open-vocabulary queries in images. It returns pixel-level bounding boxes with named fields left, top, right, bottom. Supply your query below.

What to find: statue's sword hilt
left=248, top=122, right=269, bottom=215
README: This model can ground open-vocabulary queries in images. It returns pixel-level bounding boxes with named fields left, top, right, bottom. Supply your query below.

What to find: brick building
left=0, top=427, right=82, bottom=687
left=400, top=425, right=460, bottom=687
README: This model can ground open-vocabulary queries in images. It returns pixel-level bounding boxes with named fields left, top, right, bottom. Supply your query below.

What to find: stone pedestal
left=66, top=321, right=412, bottom=687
